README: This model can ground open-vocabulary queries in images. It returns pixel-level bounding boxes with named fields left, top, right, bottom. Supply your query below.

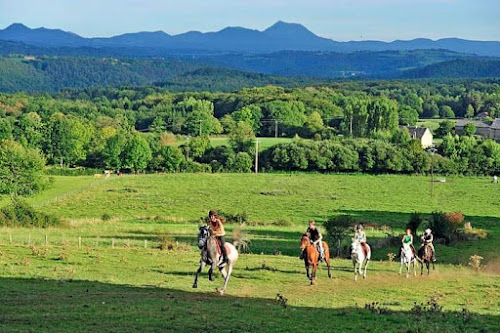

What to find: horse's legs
left=353, top=261, right=358, bottom=281
left=220, top=263, right=233, bottom=294
left=399, top=258, right=403, bottom=276
left=326, top=258, right=331, bottom=278
left=193, top=261, right=206, bottom=288
left=311, top=263, right=317, bottom=285
left=363, top=259, right=369, bottom=279
left=305, top=264, right=310, bottom=280
left=209, top=262, right=217, bottom=281
left=426, top=262, right=430, bottom=275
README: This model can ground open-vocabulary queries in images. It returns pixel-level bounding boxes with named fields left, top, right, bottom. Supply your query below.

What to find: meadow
left=1, top=173, right=499, bottom=332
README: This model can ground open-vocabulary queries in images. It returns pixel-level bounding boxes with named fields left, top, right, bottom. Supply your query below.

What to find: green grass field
left=1, top=174, right=499, bottom=332
left=174, top=135, right=295, bottom=151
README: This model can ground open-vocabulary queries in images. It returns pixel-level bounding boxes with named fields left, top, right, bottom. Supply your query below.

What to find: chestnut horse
left=418, top=243, right=435, bottom=276
left=300, top=233, right=331, bottom=285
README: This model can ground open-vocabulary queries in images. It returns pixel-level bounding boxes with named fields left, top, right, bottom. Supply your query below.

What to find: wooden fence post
left=96, top=237, right=100, bottom=247
left=112, top=238, right=115, bottom=248
left=78, top=237, right=82, bottom=249
left=144, top=239, right=147, bottom=249
left=9, top=232, right=12, bottom=244
left=28, top=233, right=31, bottom=246
left=45, top=234, right=48, bottom=246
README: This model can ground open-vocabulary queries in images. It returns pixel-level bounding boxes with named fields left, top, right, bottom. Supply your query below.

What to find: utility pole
left=349, top=114, right=353, bottom=137
left=430, top=146, right=436, bottom=198
left=274, top=120, right=278, bottom=138
left=255, top=139, right=259, bottom=173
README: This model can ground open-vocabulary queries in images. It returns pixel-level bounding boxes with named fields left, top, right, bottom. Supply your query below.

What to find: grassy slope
left=1, top=174, right=499, bottom=332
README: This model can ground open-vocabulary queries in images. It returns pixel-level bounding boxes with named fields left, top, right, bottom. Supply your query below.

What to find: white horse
left=193, top=226, right=239, bottom=295
left=351, top=239, right=371, bottom=281
left=399, top=243, right=417, bottom=278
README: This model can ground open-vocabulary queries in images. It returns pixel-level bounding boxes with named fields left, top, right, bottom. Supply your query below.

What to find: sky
left=0, top=0, right=499, bottom=41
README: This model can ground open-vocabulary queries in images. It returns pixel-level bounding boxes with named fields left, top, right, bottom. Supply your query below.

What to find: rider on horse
left=207, top=210, right=228, bottom=267
left=354, top=224, right=369, bottom=256
left=301, top=220, right=325, bottom=261
left=420, top=228, right=436, bottom=262
left=401, top=228, right=416, bottom=256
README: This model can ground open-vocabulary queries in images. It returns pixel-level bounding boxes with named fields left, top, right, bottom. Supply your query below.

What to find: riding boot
left=432, top=253, right=436, bottom=262
left=299, top=249, right=305, bottom=260
left=219, top=236, right=229, bottom=267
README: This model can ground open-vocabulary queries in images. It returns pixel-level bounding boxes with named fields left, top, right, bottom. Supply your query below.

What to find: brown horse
left=300, top=233, right=332, bottom=285
left=418, top=243, right=435, bottom=275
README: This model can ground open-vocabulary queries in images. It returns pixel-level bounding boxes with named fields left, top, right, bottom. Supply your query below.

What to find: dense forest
left=0, top=79, right=499, bottom=193
left=1, top=51, right=500, bottom=93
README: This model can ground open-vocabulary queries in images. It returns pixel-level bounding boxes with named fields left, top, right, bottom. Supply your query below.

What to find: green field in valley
left=1, top=174, right=499, bottom=332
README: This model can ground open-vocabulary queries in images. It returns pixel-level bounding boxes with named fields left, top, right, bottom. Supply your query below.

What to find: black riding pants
left=218, top=236, right=228, bottom=259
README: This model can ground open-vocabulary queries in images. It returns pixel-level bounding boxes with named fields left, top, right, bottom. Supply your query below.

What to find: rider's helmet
left=425, top=228, right=432, bottom=235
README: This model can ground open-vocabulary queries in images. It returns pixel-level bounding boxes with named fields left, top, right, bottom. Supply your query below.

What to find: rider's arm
left=316, top=232, right=323, bottom=243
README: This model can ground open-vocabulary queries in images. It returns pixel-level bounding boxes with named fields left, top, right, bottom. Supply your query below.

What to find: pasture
left=1, top=174, right=499, bottom=332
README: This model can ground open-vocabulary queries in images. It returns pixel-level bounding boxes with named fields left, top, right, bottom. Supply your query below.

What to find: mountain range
left=1, top=21, right=500, bottom=56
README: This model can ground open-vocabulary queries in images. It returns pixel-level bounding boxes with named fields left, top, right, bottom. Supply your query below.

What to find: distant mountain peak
left=5, top=23, right=30, bottom=32
left=264, top=21, right=319, bottom=40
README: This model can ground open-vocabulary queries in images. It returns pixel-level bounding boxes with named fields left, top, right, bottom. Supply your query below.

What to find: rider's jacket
left=307, top=227, right=321, bottom=242
left=421, top=233, right=433, bottom=244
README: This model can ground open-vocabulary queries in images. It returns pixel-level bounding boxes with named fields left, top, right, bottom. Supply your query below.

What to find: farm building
left=455, top=118, right=500, bottom=141
left=491, top=118, right=500, bottom=141
left=402, top=126, right=433, bottom=148
left=455, top=119, right=491, bottom=138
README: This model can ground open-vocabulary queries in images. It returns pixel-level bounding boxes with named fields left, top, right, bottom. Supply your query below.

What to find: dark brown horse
left=418, top=243, right=435, bottom=275
left=300, top=233, right=332, bottom=285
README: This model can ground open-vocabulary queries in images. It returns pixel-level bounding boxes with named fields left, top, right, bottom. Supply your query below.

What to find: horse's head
left=197, top=226, right=210, bottom=249
left=351, top=239, right=360, bottom=255
left=300, top=233, right=310, bottom=250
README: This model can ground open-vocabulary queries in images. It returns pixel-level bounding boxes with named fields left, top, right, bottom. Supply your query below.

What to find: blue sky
left=0, top=0, right=498, bottom=41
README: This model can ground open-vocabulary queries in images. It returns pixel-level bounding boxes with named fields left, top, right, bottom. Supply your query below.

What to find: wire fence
left=0, top=231, right=158, bottom=250
left=32, top=177, right=113, bottom=208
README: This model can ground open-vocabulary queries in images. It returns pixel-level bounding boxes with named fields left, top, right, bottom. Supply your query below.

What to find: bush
left=406, top=212, right=423, bottom=236
left=324, top=215, right=355, bottom=257
left=101, top=213, right=112, bottom=221
left=0, top=198, right=60, bottom=228
left=45, top=166, right=103, bottom=176
left=0, top=140, right=48, bottom=195
left=180, top=160, right=212, bottom=173
left=445, top=211, right=465, bottom=232
left=427, top=212, right=453, bottom=244
left=219, top=211, right=248, bottom=224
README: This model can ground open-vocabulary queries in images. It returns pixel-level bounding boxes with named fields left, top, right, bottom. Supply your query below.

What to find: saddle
left=360, top=242, right=369, bottom=257
left=214, top=238, right=230, bottom=256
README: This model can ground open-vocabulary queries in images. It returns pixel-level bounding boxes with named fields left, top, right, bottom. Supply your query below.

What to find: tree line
left=0, top=80, right=499, bottom=194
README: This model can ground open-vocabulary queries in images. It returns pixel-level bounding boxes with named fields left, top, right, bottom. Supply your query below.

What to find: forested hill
left=0, top=50, right=478, bottom=93
left=153, top=68, right=329, bottom=92
left=0, top=57, right=202, bottom=93
left=401, top=58, right=500, bottom=79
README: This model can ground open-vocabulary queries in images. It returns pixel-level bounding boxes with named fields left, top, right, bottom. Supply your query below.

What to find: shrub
left=0, top=140, right=49, bottom=195
left=427, top=212, right=453, bottom=244
left=445, top=211, right=465, bottom=231
left=180, top=160, right=212, bottom=173
left=219, top=211, right=248, bottom=224
left=0, top=198, right=60, bottom=228
left=324, top=215, right=355, bottom=257
left=468, top=254, right=484, bottom=272
left=101, top=213, right=112, bottom=221
left=406, top=212, right=423, bottom=236
left=45, top=166, right=103, bottom=176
